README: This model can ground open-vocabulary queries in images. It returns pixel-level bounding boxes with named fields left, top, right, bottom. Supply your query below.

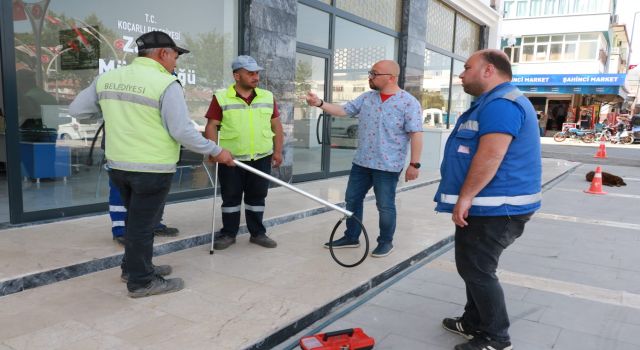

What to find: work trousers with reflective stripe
left=108, top=169, right=173, bottom=291
left=218, top=155, right=271, bottom=237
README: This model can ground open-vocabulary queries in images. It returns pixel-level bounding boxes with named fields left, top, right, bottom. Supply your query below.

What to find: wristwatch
left=409, top=162, right=421, bottom=169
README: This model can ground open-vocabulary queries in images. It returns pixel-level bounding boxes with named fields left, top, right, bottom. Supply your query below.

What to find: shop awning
left=512, top=74, right=627, bottom=100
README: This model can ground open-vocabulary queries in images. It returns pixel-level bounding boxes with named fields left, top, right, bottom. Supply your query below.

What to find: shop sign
left=512, top=74, right=626, bottom=86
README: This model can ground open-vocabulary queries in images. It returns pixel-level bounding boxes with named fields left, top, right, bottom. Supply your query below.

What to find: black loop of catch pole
left=328, top=215, right=369, bottom=268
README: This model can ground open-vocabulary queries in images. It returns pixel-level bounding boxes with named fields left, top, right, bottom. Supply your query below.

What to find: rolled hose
left=328, top=215, right=369, bottom=268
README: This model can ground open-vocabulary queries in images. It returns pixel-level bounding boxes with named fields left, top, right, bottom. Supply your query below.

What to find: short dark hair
left=481, top=51, right=512, bottom=80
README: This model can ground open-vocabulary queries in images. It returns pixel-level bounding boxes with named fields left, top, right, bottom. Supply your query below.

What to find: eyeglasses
left=368, top=71, right=393, bottom=79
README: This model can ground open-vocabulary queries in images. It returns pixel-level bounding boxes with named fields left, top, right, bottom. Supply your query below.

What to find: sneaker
left=153, top=224, right=179, bottom=237
left=113, top=236, right=126, bottom=246
left=127, top=276, right=184, bottom=298
left=454, top=337, right=512, bottom=350
left=213, top=234, right=236, bottom=250
left=442, top=317, right=478, bottom=340
left=249, top=234, right=277, bottom=248
left=120, top=264, right=173, bottom=283
left=371, top=242, right=394, bottom=257
left=323, top=236, right=360, bottom=249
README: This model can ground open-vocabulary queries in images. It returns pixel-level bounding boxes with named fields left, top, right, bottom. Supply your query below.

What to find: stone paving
left=288, top=163, right=640, bottom=350
left=0, top=159, right=578, bottom=349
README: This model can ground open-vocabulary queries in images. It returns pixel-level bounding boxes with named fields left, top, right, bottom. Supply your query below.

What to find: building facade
left=498, top=0, right=631, bottom=134
left=0, top=0, right=498, bottom=225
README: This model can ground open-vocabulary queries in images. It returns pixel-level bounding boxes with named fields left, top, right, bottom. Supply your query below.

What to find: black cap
left=136, top=31, right=190, bottom=55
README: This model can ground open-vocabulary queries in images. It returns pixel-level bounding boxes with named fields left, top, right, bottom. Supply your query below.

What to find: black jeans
left=218, top=156, right=271, bottom=237
left=109, top=169, right=173, bottom=291
left=455, top=213, right=532, bottom=342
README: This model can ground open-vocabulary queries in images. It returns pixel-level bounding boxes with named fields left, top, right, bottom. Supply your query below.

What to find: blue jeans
left=455, top=214, right=532, bottom=342
left=344, top=164, right=401, bottom=244
left=109, top=169, right=173, bottom=291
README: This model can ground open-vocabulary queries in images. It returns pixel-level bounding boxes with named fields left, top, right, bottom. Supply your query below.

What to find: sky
left=616, top=0, right=640, bottom=65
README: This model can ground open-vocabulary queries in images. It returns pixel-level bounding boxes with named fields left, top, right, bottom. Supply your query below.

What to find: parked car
left=331, top=116, right=359, bottom=138
left=57, top=115, right=102, bottom=140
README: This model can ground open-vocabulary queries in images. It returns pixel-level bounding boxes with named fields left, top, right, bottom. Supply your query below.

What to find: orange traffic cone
left=593, top=135, right=607, bottom=158
left=584, top=166, right=607, bottom=195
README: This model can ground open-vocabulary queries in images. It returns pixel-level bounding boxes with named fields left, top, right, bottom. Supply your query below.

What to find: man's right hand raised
left=209, top=149, right=235, bottom=166
left=305, top=91, right=321, bottom=107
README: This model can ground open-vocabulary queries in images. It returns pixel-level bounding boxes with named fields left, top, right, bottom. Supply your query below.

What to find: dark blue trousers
left=109, top=169, right=173, bottom=291
left=218, top=156, right=271, bottom=237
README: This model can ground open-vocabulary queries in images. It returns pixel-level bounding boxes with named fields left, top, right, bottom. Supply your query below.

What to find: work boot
left=120, top=264, right=172, bottom=283
left=153, top=224, right=180, bottom=237
left=249, top=233, right=277, bottom=248
left=213, top=234, right=236, bottom=250
left=128, top=276, right=184, bottom=298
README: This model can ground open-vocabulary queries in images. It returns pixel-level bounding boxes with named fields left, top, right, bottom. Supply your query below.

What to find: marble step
left=0, top=176, right=441, bottom=298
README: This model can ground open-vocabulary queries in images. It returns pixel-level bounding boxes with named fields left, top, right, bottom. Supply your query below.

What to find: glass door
left=292, top=51, right=330, bottom=181
left=0, top=59, right=8, bottom=223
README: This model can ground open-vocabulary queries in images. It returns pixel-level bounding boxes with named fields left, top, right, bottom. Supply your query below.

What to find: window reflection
left=330, top=17, right=397, bottom=172
left=422, top=50, right=451, bottom=128
left=450, top=60, right=473, bottom=127
left=335, top=0, right=402, bottom=31
left=297, top=3, right=330, bottom=48
left=426, top=0, right=455, bottom=52
left=11, top=0, right=237, bottom=214
left=292, top=53, right=326, bottom=176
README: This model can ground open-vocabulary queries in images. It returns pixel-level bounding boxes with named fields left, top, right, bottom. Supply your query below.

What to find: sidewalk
left=0, top=159, right=576, bottom=349
left=289, top=163, right=640, bottom=350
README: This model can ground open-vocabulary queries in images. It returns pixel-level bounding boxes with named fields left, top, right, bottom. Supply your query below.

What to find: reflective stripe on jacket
left=214, top=85, right=274, bottom=160
left=434, top=82, right=542, bottom=216
left=96, top=57, right=180, bottom=173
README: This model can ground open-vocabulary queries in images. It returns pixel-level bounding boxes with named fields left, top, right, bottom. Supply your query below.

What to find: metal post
left=232, top=160, right=353, bottom=218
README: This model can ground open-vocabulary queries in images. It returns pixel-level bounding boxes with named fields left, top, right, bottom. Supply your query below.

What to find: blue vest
left=434, top=82, right=542, bottom=216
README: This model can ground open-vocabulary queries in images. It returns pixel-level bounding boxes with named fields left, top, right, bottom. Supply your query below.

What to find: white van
left=57, top=115, right=102, bottom=140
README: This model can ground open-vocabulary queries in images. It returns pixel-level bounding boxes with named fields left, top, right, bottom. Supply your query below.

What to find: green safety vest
left=215, top=85, right=275, bottom=160
left=96, top=57, right=180, bottom=173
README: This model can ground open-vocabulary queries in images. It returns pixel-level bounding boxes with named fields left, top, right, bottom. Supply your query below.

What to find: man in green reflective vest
left=70, top=31, right=234, bottom=298
left=204, top=55, right=284, bottom=250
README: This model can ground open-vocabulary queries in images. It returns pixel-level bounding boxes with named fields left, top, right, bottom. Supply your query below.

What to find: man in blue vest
left=70, top=31, right=234, bottom=298
left=436, top=49, right=541, bottom=350
left=204, top=56, right=283, bottom=250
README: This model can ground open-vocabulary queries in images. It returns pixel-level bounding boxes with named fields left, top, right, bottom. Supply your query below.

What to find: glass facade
left=335, top=0, right=402, bottom=32
left=330, top=17, right=397, bottom=173
left=293, top=0, right=399, bottom=179
left=0, top=0, right=490, bottom=224
left=422, top=50, right=451, bottom=127
left=426, top=0, right=455, bottom=52
left=423, top=0, right=480, bottom=129
left=297, top=3, right=330, bottom=49
left=4, top=0, right=237, bottom=221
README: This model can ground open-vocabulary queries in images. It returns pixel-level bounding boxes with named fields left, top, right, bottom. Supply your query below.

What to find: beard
left=369, top=80, right=379, bottom=91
